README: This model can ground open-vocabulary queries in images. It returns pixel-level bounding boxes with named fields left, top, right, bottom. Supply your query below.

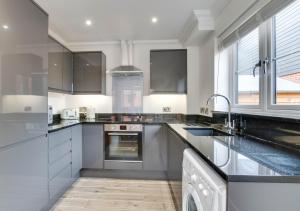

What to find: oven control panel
left=104, top=124, right=143, bottom=132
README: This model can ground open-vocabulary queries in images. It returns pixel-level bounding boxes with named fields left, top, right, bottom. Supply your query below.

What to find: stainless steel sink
left=184, top=128, right=232, bottom=136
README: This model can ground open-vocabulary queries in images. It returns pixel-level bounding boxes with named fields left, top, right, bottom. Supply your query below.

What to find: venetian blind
left=274, top=0, right=300, bottom=76
left=219, top=0, right=296, bottom=49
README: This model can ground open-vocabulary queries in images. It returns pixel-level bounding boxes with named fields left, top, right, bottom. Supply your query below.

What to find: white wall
left=48, top=93, right=187, bottom=114
left=198, top=34, right=215, bottom=115
left=48, top=92, right=66, bottom=114
left=144, top=95, right=187, bottom=114
left=65, top=95, right=113, bottom=113
left=214, top=46, right=231, bottom=112
left=187, top=46, right=201, bottom=114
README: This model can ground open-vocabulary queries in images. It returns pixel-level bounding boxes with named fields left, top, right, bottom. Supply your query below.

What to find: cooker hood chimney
left=110, top=40, right=143, bottom=76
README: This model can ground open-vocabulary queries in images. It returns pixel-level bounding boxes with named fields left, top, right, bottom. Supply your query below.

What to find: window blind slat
left=237, top=28, right=259, bottom=74
left=275, top=0, right=300, bottom=76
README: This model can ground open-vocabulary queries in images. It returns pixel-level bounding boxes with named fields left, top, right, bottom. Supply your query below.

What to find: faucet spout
left=206, top=94, right=233, bottom=129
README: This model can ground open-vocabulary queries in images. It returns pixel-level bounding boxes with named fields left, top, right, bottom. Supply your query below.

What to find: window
left=227, top=0, right=300, bottom=113
left=271, top=0, right=300, bottom=105
left=234, top=28, right=260, bottom=106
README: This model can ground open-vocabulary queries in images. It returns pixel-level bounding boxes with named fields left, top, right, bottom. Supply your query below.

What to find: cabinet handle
left=108, top=133, right=139, bottom=136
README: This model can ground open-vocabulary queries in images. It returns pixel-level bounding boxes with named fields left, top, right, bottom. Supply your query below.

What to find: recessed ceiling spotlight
left=85, top=20, right=92, bottom=26
left=2, top=24, right=9, bottom=30
left=151, top=17, right=158, bottom=23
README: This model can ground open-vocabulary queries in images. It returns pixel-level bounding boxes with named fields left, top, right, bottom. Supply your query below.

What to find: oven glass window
left=105, top=133, right=142, bottom=161
left=187, top=195, right=198, bottom=211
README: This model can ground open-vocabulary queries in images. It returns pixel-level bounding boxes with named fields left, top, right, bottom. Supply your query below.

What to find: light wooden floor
left=51, top=178, right=177, bottom=211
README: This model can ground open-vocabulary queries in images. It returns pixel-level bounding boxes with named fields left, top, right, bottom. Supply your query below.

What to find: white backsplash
left=48, top=92, right=187, bottom=114
left=112, top=74, right=144, bottom=113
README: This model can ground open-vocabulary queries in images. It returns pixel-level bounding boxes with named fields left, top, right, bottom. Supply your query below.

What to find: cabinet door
left=62, top=47, right=73, bottom=93
left=73, top=52, right=105, bottom=94
left=0, top=0, right=48, bottom=148
left=71, top=125, right=82, bottom=177
left=48, top=37, right=63, bottom=90
left=82, top=124, right=104, bottom=169
left=167, top=128, right=188, bottom=210
left=150, top=50, right=187, bottom=93
left=167, top=128, right=188, bottom=179
left=0, top=136, right=48, bottom=211
left=144, top=125, right=167, bottom=171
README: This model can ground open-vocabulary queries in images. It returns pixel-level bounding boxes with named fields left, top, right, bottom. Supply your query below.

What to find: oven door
left=105, top=132, right=143, bottom=161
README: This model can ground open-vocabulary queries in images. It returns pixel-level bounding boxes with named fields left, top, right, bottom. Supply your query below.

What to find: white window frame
left=229, top=19, right=300, bottom=117
left=230, top=26, right=266, bottom=111
left=266, top=16, right=300, bottom=111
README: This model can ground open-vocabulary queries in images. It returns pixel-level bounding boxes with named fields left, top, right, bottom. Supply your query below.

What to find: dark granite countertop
left=48, top=119, right=178, bottom=133
left=48, top=120, right=300, bottom=183
left=167, top=124, right=300, bottom=183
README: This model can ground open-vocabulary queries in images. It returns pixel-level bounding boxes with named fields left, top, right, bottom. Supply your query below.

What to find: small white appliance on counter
left=87, top=107, right=96, bottom=119
left=61, top=108, right=79, bottom=120
left=182, top=148, right=226, bottom=211
left=48, top=105, right=53, bottom=124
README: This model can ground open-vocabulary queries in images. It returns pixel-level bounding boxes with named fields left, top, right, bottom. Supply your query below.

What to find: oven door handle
left=107, top=132, right=139, bottom=136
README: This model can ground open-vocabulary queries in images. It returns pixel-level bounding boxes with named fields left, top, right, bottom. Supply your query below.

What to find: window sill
left=231, top=107, right=300, bottom=119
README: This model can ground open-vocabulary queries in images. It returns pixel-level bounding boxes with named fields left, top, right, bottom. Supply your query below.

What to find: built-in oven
left=104, top=124, right=143, bottom=170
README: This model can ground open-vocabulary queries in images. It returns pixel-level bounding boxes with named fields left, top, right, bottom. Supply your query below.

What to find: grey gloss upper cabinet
left=73, top=52, right=106, bottom=94
left=1, top=0, right=48, bottom=97
left=150, top=49, right=187, bottom=94
left=0, top=0, right=48, bottom=147
left=62, top=47, right=73, bottom=92
left=48, top=37, right=63, bottom=91
left=144, top=125, right=167, bottom=171
left=48, top=37, right=73, bottom=93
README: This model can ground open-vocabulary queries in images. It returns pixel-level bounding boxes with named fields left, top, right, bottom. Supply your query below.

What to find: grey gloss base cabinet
left=82, top=124, right=104, bottom=169
left=0, top=136, right=49, bottom=211
left=166, top=127, right=189, bottom=211
left=143, top=125, right=167, bottom=172
left=47, top=125, right=82, bottom=207
left=81, top=124, right=168, bottom=179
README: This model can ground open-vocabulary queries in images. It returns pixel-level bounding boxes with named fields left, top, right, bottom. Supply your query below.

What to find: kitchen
left=1, top=0, right=300, bottom=210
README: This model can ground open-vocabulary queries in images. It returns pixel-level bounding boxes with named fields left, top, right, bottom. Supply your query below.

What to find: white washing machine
left=182, top=149, right=227, bottom=211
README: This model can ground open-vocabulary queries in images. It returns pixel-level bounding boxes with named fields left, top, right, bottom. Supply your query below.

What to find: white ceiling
left=34, top=0, right=231, bottom=43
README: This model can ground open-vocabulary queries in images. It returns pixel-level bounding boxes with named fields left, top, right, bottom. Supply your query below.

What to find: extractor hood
left=110, top=40, right=143, bottom=76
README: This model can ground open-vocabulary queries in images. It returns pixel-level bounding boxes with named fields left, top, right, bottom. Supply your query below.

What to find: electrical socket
left=205, top=107, right=209, bottom=115
left=200, top=107, right=205, bottom=114
left=163, top=107, right=171, bottom=112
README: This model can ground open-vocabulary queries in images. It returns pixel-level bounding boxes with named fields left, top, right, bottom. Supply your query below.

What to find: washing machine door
left=183, top=184, right=203, bottom=211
